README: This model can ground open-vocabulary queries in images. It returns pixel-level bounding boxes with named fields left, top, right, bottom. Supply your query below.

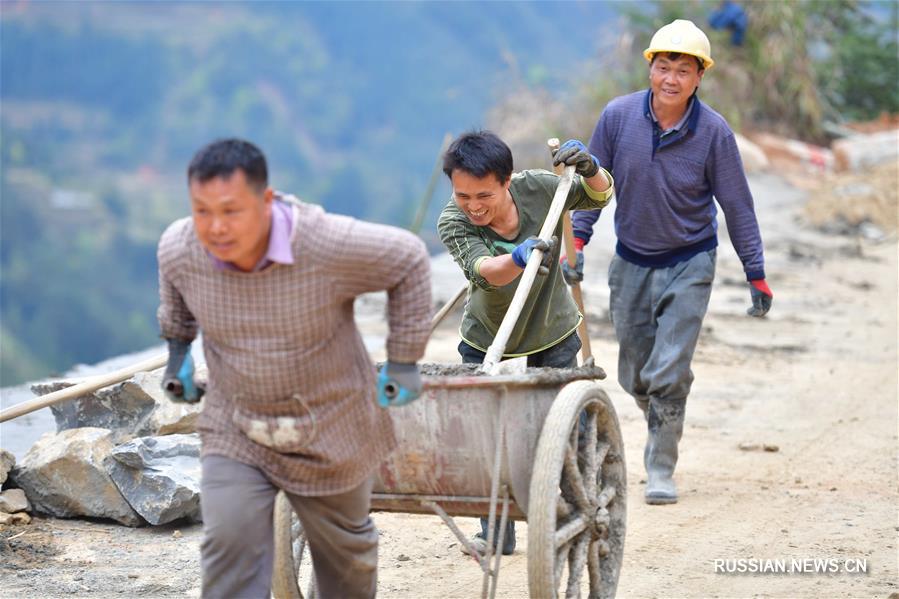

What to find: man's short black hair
left=187, top=138, right=268, bottom=191
left=651, top=52, right=705, bottom=73
left=442, top=130, right=513, bottom=184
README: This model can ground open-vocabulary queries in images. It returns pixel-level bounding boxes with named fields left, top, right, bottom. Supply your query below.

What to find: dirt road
left=1, top=171, right=897, bottom=598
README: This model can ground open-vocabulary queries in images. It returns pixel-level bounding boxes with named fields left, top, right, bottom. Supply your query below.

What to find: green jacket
left=437, top=169, right=612, bottom=356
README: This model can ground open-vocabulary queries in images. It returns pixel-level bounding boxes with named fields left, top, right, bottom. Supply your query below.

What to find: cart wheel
left=272, top=490, right=317, bottom=599
left=528, top=381, right=626, bottom=599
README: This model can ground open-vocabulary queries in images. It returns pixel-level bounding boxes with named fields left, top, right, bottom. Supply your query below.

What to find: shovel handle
left=548, top=138, right=593, bottom=365
left=430, top=283, right=467, bottom=334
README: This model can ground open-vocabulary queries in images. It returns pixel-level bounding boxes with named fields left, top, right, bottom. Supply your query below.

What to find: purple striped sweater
left=572, top=89, right=765, bottom=280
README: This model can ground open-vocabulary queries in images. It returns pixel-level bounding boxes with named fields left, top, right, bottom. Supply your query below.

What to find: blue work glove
left=511, top=236, right=557, bottom=276
left=560, top=251, right=585, bottom=285
left=377, top=361, right=423, bottom=408
left=162, top=338, right=205, bottom=403
left=552, top=139, right=600, bottom=178
left=747, top=279, right=773, bottom=317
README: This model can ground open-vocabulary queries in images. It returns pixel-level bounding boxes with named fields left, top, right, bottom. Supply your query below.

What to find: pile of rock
left=1, top=448, right=31, bottom=527
left=4, top=368, right=204, bottom=527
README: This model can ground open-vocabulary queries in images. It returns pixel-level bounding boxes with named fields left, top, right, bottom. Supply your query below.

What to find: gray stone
left=0, top=448, right=14, bottom=486
left=0, top=488, right=30, bottom=513
left=31, top=379, right=157, bottom=434
left=106, top=434, right=202, bottom=525
left=29, top=368, right=202, bottom=437
left=11, top=428, right=144, bottom=526
left=0, top=511, right=31, bottom=526
left=126, top=371, right=201, bottom=435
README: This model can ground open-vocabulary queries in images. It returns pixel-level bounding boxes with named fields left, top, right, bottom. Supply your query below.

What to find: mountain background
left=1, top=0, right=895, bottom=386
left=0, top=0, right=625, bottom=384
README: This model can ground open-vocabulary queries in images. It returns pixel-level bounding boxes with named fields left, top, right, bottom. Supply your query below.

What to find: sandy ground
left=1, top=171, right=897, bottom=598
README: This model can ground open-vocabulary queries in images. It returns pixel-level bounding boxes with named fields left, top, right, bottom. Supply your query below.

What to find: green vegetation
left=619, top=0, right=898, bottom=143
left=500, top=1, right=897, bottom=150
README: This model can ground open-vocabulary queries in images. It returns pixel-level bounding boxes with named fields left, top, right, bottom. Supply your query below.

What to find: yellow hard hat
left=643, top=19, right=714, bottom=70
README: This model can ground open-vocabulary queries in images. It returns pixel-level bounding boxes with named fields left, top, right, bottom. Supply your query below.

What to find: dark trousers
left=458, top=332, right=581, bottom=552
left=200, top=455, right=377, bottom=599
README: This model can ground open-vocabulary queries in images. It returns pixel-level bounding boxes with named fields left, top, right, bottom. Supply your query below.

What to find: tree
left=599, top=0, right=897, bottom=143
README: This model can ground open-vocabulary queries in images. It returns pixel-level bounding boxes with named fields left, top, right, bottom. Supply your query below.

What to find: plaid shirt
left=157, top=200, right=432, bottom=495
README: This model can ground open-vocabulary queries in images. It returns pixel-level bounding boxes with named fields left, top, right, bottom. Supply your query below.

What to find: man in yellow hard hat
left=566, top=19, right=773, bottom=505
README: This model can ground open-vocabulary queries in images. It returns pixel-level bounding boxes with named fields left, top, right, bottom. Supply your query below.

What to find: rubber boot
left=634, top=396, right=649, bottom=421
left=644, top=398, right=686, bottom=505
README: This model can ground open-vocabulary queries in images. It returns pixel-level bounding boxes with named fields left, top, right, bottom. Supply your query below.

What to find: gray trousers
left=200, top=455, right=378, bottom=599
left=608, top=250, right=716, bottom=407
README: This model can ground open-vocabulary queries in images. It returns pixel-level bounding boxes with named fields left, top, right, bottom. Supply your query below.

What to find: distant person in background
left=565, top=20, right=772, bottom=505
left=708, top=0, right=748, bottom=46
left=438, top=130, right=613, bottom=555
left=157, top=138, right=432, bottom=598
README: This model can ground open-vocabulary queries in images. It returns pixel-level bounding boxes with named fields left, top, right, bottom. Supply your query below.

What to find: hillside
left=0, top=1, right=619, bottom=384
